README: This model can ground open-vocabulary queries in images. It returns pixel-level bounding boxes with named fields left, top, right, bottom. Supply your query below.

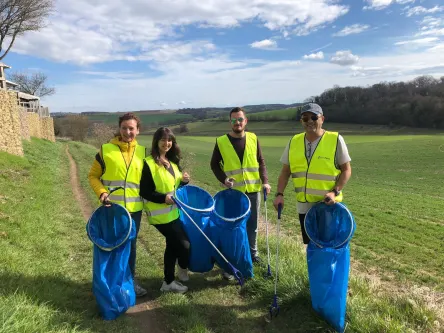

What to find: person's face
left=300, top=112, right=324, bottom=133
left=230, top=111, right=247, bottom=133
left=119, top=119, right=139, bottom=142
left=158, top=136, right=173, bottom=155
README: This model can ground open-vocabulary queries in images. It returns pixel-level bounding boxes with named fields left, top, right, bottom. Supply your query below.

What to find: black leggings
left=298, top=214, right=310, bottom=244
left=154, top=218, right=190, bottom=284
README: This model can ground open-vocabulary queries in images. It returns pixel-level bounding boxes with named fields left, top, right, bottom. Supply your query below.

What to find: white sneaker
left=177, top=267, right=189, bottom=282
left=222, top=271, right=234, bottom=281
left=160, top=280, right=188, bottom=294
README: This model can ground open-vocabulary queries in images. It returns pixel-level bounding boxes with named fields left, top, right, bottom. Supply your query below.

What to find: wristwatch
left=275, top=192, right=284, bottom=197
left=331, top=188, right=341, bottom=196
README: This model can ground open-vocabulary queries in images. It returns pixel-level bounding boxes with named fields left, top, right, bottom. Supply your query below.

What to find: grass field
left=1, top=129, right=443, bottom=333
left=136, top=133, right=444, bottom=292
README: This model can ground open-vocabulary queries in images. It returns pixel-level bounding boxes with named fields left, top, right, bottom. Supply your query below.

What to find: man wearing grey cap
left=272, top=103, right=352, bottom=245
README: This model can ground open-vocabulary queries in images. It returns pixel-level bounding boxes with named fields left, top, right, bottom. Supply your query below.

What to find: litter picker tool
left=270, top=203, right=282, bottom=319
left=263, top=188, right=272, bottom=278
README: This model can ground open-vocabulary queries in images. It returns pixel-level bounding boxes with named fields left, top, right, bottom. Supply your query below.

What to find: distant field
left=138, top=132, right=444, bottom=291
left=247, top=107, right=299, bottom=121
left=168, top=120, right=437, bottom=137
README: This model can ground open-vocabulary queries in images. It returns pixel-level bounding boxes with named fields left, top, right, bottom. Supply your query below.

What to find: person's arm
left=273, top=142, right=292, bottom=210
left=257, top=139, right=271, bottom=194
left=335, top=162, right=351, bottom=192
left=139, top=162, right=167, bottom=204
left=88, top=153, right=108, bottom=199
left=210, top=141, right=228, bottom=184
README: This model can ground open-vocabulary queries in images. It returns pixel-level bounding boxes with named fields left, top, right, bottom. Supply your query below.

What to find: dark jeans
left=246, top=192, right=260, bottom=258
left=154, top=218, right=190, bottom=284
left=298, top=214, right=310, bottom=244
left=129, top=211, right=142, bottom=278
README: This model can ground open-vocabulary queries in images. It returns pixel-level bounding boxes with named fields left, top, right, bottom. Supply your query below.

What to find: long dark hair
left=151, top=127, right=182, bottom=171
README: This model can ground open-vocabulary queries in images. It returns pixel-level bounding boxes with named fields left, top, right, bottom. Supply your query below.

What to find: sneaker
left=177, top=267, right=189, bottom=282
left=134, top=283, right=147, bottom=297
left=222, top=271, right=234, bottom=281
left=252, top=256, right=263, bottom=265
left=160, top=280, right=188, bottom=294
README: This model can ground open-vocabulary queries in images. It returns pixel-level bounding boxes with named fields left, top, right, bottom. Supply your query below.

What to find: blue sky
left=3, top=0, right=444, bottom=112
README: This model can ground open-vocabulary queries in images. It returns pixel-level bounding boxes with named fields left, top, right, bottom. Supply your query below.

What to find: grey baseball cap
left=300, top=103, right=323, bottom=116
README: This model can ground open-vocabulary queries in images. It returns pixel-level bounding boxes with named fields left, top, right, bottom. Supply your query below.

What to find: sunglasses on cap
left=301, top=115, right=319, bottom=122
left=230, top=117, right=245, bottom=124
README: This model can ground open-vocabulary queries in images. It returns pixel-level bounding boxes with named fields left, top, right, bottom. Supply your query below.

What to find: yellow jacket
left=88, top=136, right=141, bottom=198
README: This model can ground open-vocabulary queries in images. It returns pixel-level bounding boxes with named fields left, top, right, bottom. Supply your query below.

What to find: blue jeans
left=129, top=211, right=142, bottom=277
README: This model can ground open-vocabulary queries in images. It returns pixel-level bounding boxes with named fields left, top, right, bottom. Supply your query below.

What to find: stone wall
left=0, top=91, right=55, bottom=157
left=27, top=112, right=42, bottom=138
left=40, top=117, right=55, bottom=142
left=20, top=108, right=30, bottom=141
left=0, top=91, right=23, bottom=156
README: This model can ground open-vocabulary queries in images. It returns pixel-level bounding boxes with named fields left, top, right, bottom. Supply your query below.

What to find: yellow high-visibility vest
left=101, top=143, right=145, bottom=212
left=289, top=131, right=343, bottom=203
left=143, top=155, right=182, bottom=225
left=217, top=132, right=262, bottom=193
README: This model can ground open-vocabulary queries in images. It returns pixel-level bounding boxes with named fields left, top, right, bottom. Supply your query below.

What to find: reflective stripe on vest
left=143, top=156, right=181, bottom=225
left=101, top=143, right=145, bottom=212
left=288, top=131, right=343, bottom=203
left=217, top=132, right=261, bottom=193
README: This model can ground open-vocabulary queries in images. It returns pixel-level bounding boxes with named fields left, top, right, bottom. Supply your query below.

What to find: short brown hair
left=229, top=107, right=245, bottom=118
left=119, top=112, right=141, bottom=129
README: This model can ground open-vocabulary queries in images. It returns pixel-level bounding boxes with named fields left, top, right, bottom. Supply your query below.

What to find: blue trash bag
left=86, top=203, right=136, bottom=320
left=175, top=185, right=215, bottom=273
left=305, top=202, right=356, bottom=333
left=209, top=189, right=253, bottom=278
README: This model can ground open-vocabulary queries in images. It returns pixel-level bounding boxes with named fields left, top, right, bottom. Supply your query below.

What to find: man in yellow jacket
left=211, top=107, right=271, bottom=278
left=273, top=103, right=352, bottom=245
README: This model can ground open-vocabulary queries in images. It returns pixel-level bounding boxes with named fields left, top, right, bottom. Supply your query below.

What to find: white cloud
left=250, top=39, right=278, bottom=50
left=333, top=24, right=370, bottom=37
left=310, top=43, right=333, bottom=53
left=330, top=50, right=360, bottom=66
left=303, top=52, right=324, bottom=60
left=405, top=6, right=444, bottom=17
left=46, top=46, right=444, bottom=113
left=395, top=37, right=439, bottom=46
left=12, top=0, right=349, bottom=64
left=363, top=0, right=415, bottom=10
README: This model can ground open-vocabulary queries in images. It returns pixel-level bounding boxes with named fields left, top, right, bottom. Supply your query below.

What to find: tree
left=9, top=71, right=55, bottom=97
left=0, top=0, right=54, bottom=60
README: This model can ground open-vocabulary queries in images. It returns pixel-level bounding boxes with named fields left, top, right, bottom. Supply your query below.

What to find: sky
left=3, top=0, right=444, bottom=113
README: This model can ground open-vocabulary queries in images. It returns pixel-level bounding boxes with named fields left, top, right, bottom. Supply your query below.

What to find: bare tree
left=0, top=0, right=54, bottom=60
left=9, top=71, right=55, bottom=96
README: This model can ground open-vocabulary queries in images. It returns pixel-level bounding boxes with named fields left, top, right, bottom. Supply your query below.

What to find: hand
left=324, top=192, right=336, bottom=205
left=182, top=172, right=190, bottom=183
left=273, top=195, right=284, bottom=211
left=263, top=183, right=271, bottom=195
left=100, top=192, right=111, bottom=207
left=165, top=194, right=174, bottom=205
left=224, top=177, right=234, bottom=188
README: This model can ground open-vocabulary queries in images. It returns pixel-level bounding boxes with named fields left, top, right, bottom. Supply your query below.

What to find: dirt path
left=65, top=145, right=167, bottom=333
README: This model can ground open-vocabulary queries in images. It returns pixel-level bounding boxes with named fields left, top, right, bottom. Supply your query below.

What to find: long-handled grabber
left=269, top=203, right=282, bottom=319
left=263, top=188, right=272, bottom=278
left=172, top=197, right=244, bottom=287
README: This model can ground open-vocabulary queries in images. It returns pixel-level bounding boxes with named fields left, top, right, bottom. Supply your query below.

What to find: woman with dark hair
left=88, top=112, right=148, bottom=297
left=140, top=127, right=191, bottom=293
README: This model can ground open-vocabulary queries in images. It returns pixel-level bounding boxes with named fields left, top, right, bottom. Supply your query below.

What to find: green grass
left=137, top=133, right=444, bottom=291
left=2, top=131, right=443, bottom=333
left=0, top=139, right=136, bottom=333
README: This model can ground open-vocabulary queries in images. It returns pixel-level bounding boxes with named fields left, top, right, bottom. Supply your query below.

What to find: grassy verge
left=0, top=138, right=137, bottom=333
left=67, top=137, right=442, bottom=333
